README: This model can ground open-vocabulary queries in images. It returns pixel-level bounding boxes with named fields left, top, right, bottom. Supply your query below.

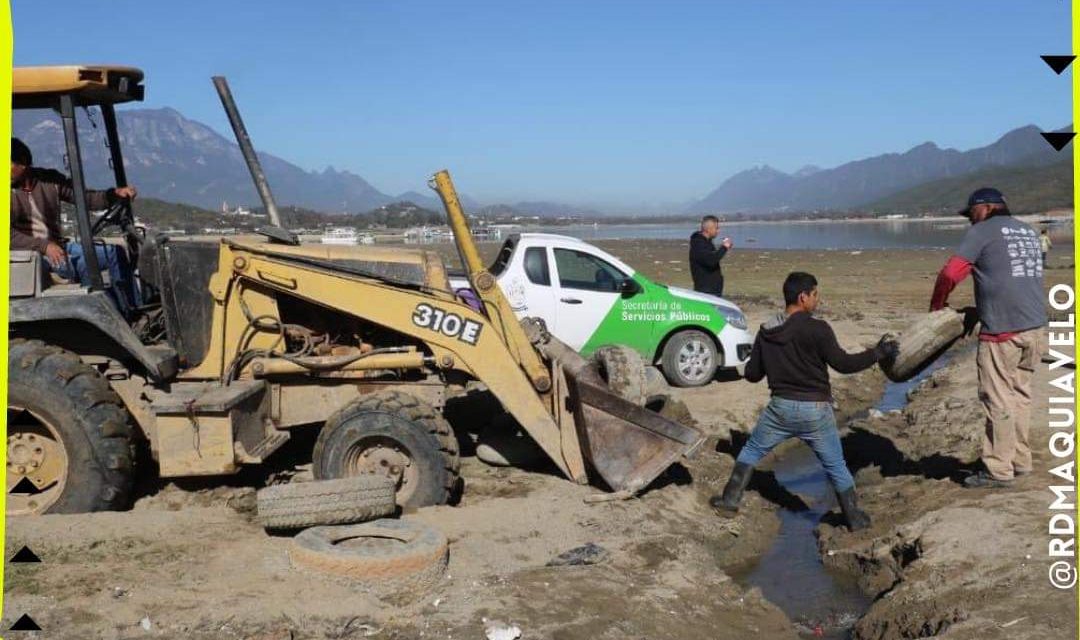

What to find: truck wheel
left=256, top=476, right=398, bottom=530
left=7, top=339, right=133, bottom=515
left=313, top=391, right=460, bottom=510
left=660, top=330, right=717, bottom=388
left=591, top=345, right=647, bottom=405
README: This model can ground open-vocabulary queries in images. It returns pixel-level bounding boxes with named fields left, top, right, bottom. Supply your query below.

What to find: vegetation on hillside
left=863, top=160, right=1072, bottom=215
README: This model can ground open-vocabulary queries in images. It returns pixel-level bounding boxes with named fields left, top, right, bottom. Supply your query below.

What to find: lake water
left=542, top=218, right=1071, bottom=251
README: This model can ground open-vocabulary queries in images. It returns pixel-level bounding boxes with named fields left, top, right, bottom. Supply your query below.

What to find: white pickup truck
left=451, top=233, right=754, bottom=387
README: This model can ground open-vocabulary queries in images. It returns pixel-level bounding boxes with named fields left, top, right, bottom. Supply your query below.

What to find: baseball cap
left=958, top=187, right=1006, bottom=216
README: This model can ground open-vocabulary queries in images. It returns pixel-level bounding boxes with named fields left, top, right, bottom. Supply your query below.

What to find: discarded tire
left=880, top=309, right=967, bottom=382
left=648, top=394, right=697, bottom=428
left=643, top=366, right=669, bottom=400
left=256, top=476, right=397, bottom=530
left=591, top=344, right=648, bottom=405
left=289, top=519, right=449, bottom=598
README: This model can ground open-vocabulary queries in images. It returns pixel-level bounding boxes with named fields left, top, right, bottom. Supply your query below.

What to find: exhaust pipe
left=212, top=76, right=283, bottom=228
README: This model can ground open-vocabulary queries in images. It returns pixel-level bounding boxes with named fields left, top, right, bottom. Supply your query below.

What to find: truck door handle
left=560, top=297, right=582, bottom=304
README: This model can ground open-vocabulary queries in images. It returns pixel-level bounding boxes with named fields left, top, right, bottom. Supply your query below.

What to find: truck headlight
left=717, top=306, right=747, bottom=330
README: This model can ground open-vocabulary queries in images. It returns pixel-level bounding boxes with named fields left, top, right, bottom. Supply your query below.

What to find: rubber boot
left=709, top=462, right=753, bottom=514
left=836, top=487, right=871, bottom=532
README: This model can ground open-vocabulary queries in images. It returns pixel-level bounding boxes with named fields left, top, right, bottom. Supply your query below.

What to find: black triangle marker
left=1041, top=55, right=1076, bottom=75
left=9, top=614, right=41, bottom=631
left=1041, top=131, right=1076, bottom=151
left=9, top=546, right=41, bottom=563
left=10, top=477, right=37, bottom=494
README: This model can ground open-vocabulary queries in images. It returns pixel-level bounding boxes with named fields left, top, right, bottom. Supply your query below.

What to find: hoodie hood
left=759, top=310, right=812, bottom=345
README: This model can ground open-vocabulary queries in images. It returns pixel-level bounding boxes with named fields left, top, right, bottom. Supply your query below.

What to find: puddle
left=731, top=355, right=961, bottom=638
left=730, top=444, right=869, bottom=638
left=875, top=355, right=954, bottom=413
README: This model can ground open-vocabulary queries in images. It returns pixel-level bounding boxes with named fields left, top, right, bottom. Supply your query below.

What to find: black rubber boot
left=709, top=462, right=753, bottom=514
left=836, top=487, right=871, bottom=532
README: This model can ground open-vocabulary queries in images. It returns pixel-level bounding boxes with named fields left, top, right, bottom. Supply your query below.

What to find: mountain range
left=11, top=107, right=477, bottom=213
left=688, top=125, right=1070, bottom=214
left=13, top=106, right=1071, bottom=216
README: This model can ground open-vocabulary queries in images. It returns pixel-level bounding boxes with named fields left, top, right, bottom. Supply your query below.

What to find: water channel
left=730, top=356, right=955, bottom=638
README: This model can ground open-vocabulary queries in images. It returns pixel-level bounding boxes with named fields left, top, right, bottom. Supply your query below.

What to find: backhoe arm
left=430, top=170, right=552, bottom=393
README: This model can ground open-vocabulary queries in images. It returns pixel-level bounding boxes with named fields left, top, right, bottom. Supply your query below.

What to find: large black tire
left=7, top=339, right=133, bottom=515
left=288, top=519, right=449, bottom=599
left=313, top=391, right=460, bottom=510
left=660, top=330, right=718, bottom=388
left=880, top=310, right=966, bottom=382
left=256, top=476, right=397, bottom=530
left=590, top=345, right=648, bottom=406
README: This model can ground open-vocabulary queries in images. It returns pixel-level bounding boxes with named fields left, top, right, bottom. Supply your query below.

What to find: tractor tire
left=7, top=339, right=133, bottom=515
left=256, top=476, right=397, bottom=530
left=880, top=309, right=967, bottom=382
left=591, top=345, right=648, bottom=406
left=288, top=519, right=448, bottom=599
left=660, top=330, right=718, bottom=388
left=313, top=390, right=460, bottom=510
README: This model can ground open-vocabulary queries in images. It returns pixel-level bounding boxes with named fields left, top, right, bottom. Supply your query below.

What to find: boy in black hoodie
left=710, top=272, right=898, bottom=531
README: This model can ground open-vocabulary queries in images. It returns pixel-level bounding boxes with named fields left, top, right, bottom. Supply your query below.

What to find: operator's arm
left=743, top=335, right=765, bottom=383
left=54, top=172, right=118, bottom=210
left=817, top=321, right=879, bottom=374
left=690, top=236, right=726, bottom=269
left=929, top=256, right=973, bottom=311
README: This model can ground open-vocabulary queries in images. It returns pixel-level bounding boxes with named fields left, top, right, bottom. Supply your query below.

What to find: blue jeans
left=52, top=240, right=142, bottom=319
left=736, top=397, right=855, bottom=492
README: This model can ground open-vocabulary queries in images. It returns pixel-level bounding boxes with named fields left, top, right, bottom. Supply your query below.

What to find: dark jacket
left=11, top=168, right=116, bottom=253
left=689, top=231, right=727, bottom=296
left=744, top=311, right=880, bottom=402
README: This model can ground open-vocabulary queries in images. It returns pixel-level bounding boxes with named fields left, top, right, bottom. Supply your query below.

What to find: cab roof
left=13, top=65, right=145, bottom=110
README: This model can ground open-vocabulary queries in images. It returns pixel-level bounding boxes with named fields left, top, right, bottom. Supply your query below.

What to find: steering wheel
left=90, top=197, right=143, bottom=265
left=91, top=198, right=132, bottom=236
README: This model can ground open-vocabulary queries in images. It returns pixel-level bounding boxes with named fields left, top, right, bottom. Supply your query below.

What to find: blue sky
left=12, top=1, right=1072, bottom=210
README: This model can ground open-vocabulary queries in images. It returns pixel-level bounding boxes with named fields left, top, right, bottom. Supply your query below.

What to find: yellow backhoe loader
left=7, top=65, right=705, bottom=515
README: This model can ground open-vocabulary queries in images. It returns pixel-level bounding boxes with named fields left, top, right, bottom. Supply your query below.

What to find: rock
left=140, top=617, right=152, bottom=632
left=547, top=543, right=609, bottom=567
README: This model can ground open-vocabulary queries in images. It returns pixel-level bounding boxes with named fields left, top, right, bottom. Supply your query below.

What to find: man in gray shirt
left=931, top=187, right=1047, bottom=488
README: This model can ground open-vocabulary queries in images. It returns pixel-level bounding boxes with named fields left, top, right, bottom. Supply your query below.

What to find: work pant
left=977, top=329, right=1041, bottom=480
left=735, top=396, right=855, bottom=492
left=51, top=240, right=142, bottom=319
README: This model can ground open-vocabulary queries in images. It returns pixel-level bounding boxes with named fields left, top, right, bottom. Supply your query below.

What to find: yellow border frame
left=0, top=2, right=1073, bottom=635
left=1072, top=0, right=1080, bottom=624
left=0, top=0, right=12, bottom=634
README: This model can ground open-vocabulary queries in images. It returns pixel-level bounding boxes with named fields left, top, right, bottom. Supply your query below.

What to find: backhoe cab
left=7, top=66, right=704, bottom=517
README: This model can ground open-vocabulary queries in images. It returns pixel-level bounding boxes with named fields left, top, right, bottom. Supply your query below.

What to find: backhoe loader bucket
left=525, top=320, right=706, bottom=494
left=569, top=365, right=706, bottom=494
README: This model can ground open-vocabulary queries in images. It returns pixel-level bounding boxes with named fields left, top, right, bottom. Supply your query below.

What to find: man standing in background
left=930, top=187, right=1046, bottom=488
left=689, top=215, right=733, bottom=297
left=1039, top=228, right=1052, bottom=269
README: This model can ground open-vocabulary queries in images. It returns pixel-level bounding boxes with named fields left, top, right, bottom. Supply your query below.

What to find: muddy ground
left=4, top=241, right=1077, bottom=639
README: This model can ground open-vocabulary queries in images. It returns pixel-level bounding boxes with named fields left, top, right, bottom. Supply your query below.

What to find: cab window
left=553, top=248, right=625, bottom=292
left=523, top=247, right=550, bottom=286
